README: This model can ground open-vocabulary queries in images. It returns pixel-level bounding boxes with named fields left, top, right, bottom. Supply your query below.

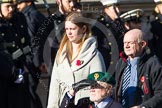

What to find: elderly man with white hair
left=60, top=72, right=122, bottom=108
left=114, top=29, right=162, bottom=108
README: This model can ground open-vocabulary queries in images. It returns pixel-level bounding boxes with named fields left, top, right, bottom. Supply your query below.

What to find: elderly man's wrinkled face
left=123, top=29, right=146, bottom=60
left=0, top=3, right=15, bottom=19
left=89, top=81, right=112, bottom=103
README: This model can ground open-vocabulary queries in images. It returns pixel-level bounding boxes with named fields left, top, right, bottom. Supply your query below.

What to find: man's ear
left=56, top=0, right=60, bottom=5
left=140, top=41, right=147, bottom=48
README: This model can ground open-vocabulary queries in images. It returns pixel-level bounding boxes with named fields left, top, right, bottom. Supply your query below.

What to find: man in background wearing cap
left=92, top=0, right=127, bottom=74
left=16, top=0, right=46, bottom=67
left=0, top=0, right=35, bottom=107
left=98, top=0, right=126, bottom=52
left=16, top=0, right=46, bottom=108
left=59, top=72, right=122, bottom=108
left=16, top=0, right=46, bottom=39
left=150, top=0, right=162, bottom=63
left=120, top=9, right=144, bottom=30
left=120, top=9, right=153, bottom=40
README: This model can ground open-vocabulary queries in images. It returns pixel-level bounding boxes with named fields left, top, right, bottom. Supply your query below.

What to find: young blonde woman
left=47, top=12, right=106, bottom=108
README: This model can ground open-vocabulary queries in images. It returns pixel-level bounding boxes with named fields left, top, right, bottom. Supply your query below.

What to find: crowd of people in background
left=1, top=0, right=162, bottom=108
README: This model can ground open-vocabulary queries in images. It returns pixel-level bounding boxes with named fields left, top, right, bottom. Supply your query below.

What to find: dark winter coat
left=0, top=12, right=32, bottom=108
left=114, top=48, right=162, bottom=108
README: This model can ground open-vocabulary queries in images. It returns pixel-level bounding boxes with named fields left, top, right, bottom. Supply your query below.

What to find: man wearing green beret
left=60, top=72, right=122, bottom=108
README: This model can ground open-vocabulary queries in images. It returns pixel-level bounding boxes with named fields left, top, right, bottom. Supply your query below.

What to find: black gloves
left=72, top=79, right=96, bottom=92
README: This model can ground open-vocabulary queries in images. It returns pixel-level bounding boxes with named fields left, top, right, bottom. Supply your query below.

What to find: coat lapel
left=104, top=98, right=114, bottom=108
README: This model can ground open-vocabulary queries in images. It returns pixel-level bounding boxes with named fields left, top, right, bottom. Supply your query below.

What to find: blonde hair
left=56, top=12, right=92, bottom=64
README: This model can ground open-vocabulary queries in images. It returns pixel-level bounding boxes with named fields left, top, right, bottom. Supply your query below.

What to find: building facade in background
left=35, top=0, right=155, bottom=17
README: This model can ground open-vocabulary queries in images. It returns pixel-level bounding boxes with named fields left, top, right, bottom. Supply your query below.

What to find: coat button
left=12, top=41, right=15, bottom=47
left=101, top=17, right=104, bottom=21
left=108, top=33, right=111, bottom=36
left=58, top=20, right=61, bottom=23
left=110, top=61, right=113, bottom=64
left=20, top=25, right=24, bottom=28
left=1, top=33, right=4, bottom=36
left=9, top=23, right=12, bottom=26
left=106, top=23, right=109, bottom=27
left=15, top=33, right=18, bottom=37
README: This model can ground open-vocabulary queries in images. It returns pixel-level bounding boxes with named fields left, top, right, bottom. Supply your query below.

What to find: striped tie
left=122, top=62, right=131, bottom=108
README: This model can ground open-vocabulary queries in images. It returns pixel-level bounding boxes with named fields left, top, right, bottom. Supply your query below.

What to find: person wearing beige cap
left=60, top=72, right=122, bottom=108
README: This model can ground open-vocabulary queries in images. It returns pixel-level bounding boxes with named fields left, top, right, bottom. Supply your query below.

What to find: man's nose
left=16, top=4, right=20, bottom=9
left=70, top=1, right=74, bottom=7
left=9, top=6, right=14, bottom=11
